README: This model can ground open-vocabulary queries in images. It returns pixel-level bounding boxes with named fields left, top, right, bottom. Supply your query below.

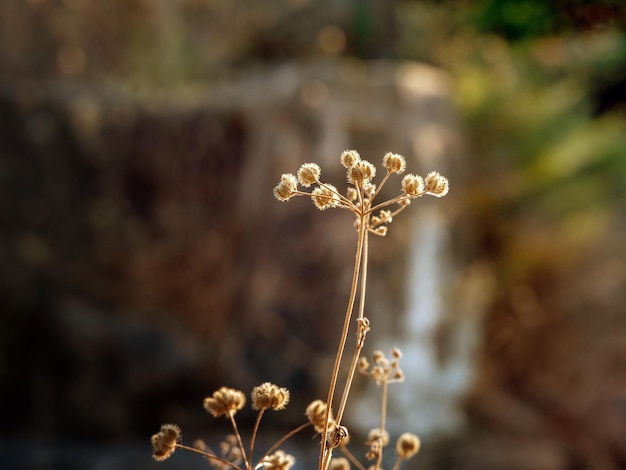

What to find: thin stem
left=229, top=413, right=250, bottom=470
left=340, top=445, right=367, bottom=470
left=257, top=422, right=312, bottom=464
left=175, top=444, right=241, bottom=470
left=375, top=380, right=389, bottom=470
left=335, top=225, right=370, bottom=424
left=391, top=457, right=403, bottom=470
left=368, top=171, right=392, bottom=209
left=249, top=408, right=266, bottom=463
left=319, top=213, right=368, bottom=470
left=367, top=193, right=417, bottom=215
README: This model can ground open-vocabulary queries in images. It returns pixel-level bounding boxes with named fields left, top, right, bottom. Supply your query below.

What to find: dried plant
left=151, top=150, right=448, bottom=469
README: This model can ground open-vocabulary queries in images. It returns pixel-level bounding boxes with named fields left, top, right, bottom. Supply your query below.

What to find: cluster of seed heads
left=274, top=150, right=449, bottom=236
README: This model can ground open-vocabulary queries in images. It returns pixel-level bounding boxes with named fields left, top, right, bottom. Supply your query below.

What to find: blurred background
left=1, top=0, right=625, bottom=469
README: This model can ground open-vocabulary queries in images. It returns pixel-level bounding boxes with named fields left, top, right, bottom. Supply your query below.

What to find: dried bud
left=401, top=174, right=424, bottom=197
left=274, top=174, right=298, bottom=201
left=328, top=424, right=349, bottom=449
left=358, top=356, right=370, bottom=372
left=396, top=432, right=421, bottom=459
left=151, top=424, right=181, bottom=461
left=312, top=184, right=340, bottom=210
left=391, top=347, right=403, bottom=359
left=297, top=163, right=321, bottom=187
left=382, top=152, right=406, bottom=174
left=340, top=149, right=361, bottom=168
left=347, top=160, right=376, bottom=185
left=251, top=382, right=290, bottom=411
left=424, top=171, right=449, bottom=197
left=260, top=450, right=295, bottom=469
left=203, top=387, right=246, bottom=418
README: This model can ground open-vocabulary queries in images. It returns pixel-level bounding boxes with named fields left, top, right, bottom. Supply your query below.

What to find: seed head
left=340, top=149, right=361, bottom=168
left=151, top=424, right=181, bottom=461
left=203, top=387, right=246, bottom=418
left=347, top=160, right=376, bottom=185
left=312, top=184, right=340, bottom=210
left=306, top=399, right=334, bottom=433
left=396, top=432, right=421, bottom=459
left=274, top=174, right=298, bottom=201
left=382, top=152, right=406, bottom=174
left=368, top=428, right=390, bottom=447
left=251, top=382, right=290, bottom=411
left=424, top=171, right=449, bottom=197
left=329, top=457, right=351, bottom=470
left=260, top=450, right=295, bottom=469
left=297, top=163, right=321, bottom=187
left=401, top=174, right=424, bottom=197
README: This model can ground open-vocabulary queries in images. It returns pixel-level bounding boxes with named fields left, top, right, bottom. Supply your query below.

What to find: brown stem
left=319, top=212, right=367, bottom=470
left=175, top=444, right=241, bottom=470
left=249, top=408, right=266, bottom=463
left=229, top=413, right=250, bottom=470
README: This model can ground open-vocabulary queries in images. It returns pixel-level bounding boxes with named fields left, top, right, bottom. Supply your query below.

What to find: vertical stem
left=248, top=408, right=266, bottom=464
left=335, top=224, right=369, bottom=424
left=375, top=380, right=389, bottom=470
left=319, top=213, right=367, bottom=470
left=229, top=413, right=249, bottom=470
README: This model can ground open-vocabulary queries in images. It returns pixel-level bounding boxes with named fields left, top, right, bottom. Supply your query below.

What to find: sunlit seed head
left=328, top=424, right=349, bottom=449
left=347, top=160, right=376, bottom=185
left=347, top=187, right=358, bottom=201
left=261, top=450, right=296, bottom=470
left=383, top=152, right=406, bottom=174
left=391, top=347, right=403, bottom=359
left=393, top=369, right=405, bottom=382
left=329, top=457, right=351, bottom=470
left=396, top=432, right=421, bottom=459
left=372, top=226, right=388, bottom=236
left=401, top=173, right=424, bottom=197
left=274, top=173, right=298, bottom=201
left=203, top=387, right=246, bottom=418
left=340, top=149, right=361, bottom=168
left=373, top=350, right=385, bottom=363
left=312, top=184, right=340, bottom=210
left=306, top=399, right=334, bottom=434
left=151, top=424, right=181, bottom=461
left=425, top=171, right=449, bottom=197
left=358, top=356, right=370, bottom=372
left=297, top=163, right=321, bottom=187
left=368, top=428, right=390, bottom=446
left=251, top=382, right=290, bottom=411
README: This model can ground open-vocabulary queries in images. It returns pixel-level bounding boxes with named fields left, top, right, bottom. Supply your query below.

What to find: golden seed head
left=340, top=149, right=361, bottom=168
left=358, top=356, right=370, bottom=372
left=383, top=152, right=406, bottom=174
left=306, top=399, right=334, bottom=433
left=274, top=173, right=298, bottom=201
left=424, top=171, right=449, bottom=197
left=396, top=432, right=421, bottom=459
left=347, top=160, right=376, bottom=185
left=251, top=382, right=290, bottom=411
left=312, top=184, right=340, bottom=210
left=329, top=457, right=351, bottom=470
left=401, top=174, right=424, bottom=197
left=347, top=187, right=358, bottom=201
left=392, top=369, right=405, bottom=382
left=260, top=450, right=296, bottom=469
left=391, top=347, right=403, bottom=359
left=203, top=387, right=246, bottom=418
left=371, top=226, right=388, bottom=236
left=368, top=428, right=390, bottom=446
left=373, top=350, right=385, bottom=363
left=297, top=163, right=321, bottom=187
left=151, top=424, right=181, bottom=461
